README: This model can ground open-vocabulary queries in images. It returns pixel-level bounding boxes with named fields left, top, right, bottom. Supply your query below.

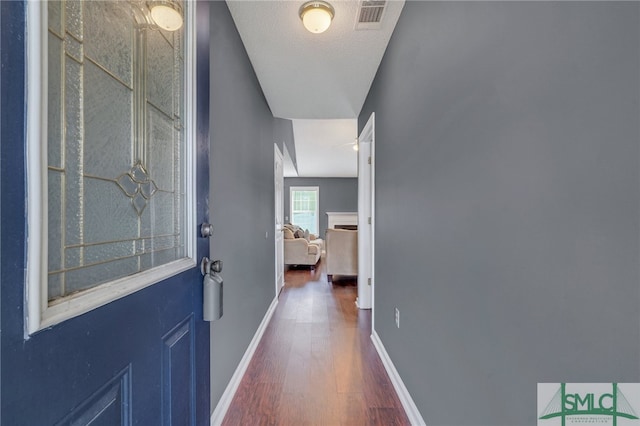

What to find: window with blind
left=289, top=186, right=319, bottom=235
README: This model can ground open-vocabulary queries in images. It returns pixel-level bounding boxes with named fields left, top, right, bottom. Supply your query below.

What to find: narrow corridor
left=222, top=261, right=409, bottom=425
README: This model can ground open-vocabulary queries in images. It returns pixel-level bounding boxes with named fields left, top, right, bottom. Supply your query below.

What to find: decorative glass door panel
left=46, top=0, right=187, bottom=303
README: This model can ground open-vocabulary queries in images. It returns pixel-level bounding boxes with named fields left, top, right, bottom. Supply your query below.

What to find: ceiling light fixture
left=148, top=1, right=183, bottom=31
left=299, top=1, right=335, bottom=34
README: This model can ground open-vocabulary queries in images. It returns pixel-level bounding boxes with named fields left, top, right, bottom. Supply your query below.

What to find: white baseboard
left=210, top=297, right=279, bottom=426
left=371, top=330, right=426, bottom=426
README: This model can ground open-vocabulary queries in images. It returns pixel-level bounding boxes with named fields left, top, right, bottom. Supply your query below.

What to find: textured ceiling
left=226, top=0, right=405, bottom=176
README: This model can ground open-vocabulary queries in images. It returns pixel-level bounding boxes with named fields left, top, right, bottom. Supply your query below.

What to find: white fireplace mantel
left=326, top=212, right=358, bottom=229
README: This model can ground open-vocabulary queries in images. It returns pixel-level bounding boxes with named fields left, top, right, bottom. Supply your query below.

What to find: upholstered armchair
left=283, top=226, right=323, bottom=266
left=324, top=229, right=358, bottom=282
left=284, top=238, right=321, bottom=266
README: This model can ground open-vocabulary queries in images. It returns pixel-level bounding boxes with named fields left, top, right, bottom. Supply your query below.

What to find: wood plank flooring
left=222, top=261, right=410, bottom=425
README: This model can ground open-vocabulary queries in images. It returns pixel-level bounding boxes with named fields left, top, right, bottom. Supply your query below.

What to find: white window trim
left=289, top=186, right=320, bottom=235
left=25, top=2, right=197, bottom=336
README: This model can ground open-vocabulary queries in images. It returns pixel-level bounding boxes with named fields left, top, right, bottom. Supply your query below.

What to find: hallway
left=222, top=262, right=410, bottom=425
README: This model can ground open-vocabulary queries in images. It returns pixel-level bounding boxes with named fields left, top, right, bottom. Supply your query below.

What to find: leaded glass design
left=47, top=0, right=187, bottom=303
left=116, top=162, right=159, bottom=215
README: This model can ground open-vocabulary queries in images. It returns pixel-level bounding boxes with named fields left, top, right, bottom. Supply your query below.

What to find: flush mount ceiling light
left=299, top=1, right=335, bottom=34
left=148, top=1, right=183, bottom=31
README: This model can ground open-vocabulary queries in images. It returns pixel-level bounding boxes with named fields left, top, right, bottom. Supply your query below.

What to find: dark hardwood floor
left=221, top=260, right=410, bottom=426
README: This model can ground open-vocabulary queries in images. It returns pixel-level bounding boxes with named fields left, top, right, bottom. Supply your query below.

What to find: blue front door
left=0, top=2, right=210, bottom=424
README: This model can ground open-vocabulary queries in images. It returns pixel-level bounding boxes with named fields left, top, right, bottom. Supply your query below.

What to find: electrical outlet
left=395, top=307, right=400, bottom=328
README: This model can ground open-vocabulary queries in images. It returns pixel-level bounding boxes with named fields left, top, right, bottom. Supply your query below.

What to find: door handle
left=200, top=223, right=213, bottom=238
left=200, top=257, right=222, bottom=275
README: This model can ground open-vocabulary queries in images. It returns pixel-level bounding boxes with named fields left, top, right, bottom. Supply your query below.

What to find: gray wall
left=208, top=1, right=294, bottom=411
left=359, top=2, right=639, bottom=425
left=284, top=177, right=358, bottom=238
left=274, top=117, right=297, bottom=172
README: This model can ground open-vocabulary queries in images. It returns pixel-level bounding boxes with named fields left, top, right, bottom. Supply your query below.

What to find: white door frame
left=357, top=113, right=375, bottom=313
left=274, top=144, right=285, bottom=296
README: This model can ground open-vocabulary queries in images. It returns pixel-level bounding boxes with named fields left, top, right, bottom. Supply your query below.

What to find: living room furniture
left=283, top=225, right=324, bottom=267
left=324, top=228, right=358, bottom=282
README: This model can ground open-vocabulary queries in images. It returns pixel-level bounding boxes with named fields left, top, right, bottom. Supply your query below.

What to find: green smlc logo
left=539, top=383, right=639, bottom=426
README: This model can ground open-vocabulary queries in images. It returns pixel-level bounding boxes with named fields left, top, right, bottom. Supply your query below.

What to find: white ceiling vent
left=355, top=0, right=386, bottom=30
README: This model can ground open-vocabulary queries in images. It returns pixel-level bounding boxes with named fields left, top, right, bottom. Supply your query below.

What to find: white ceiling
left=226, top=0, right=405, bottom=177
left=293, top=119, right=358, bottom=177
